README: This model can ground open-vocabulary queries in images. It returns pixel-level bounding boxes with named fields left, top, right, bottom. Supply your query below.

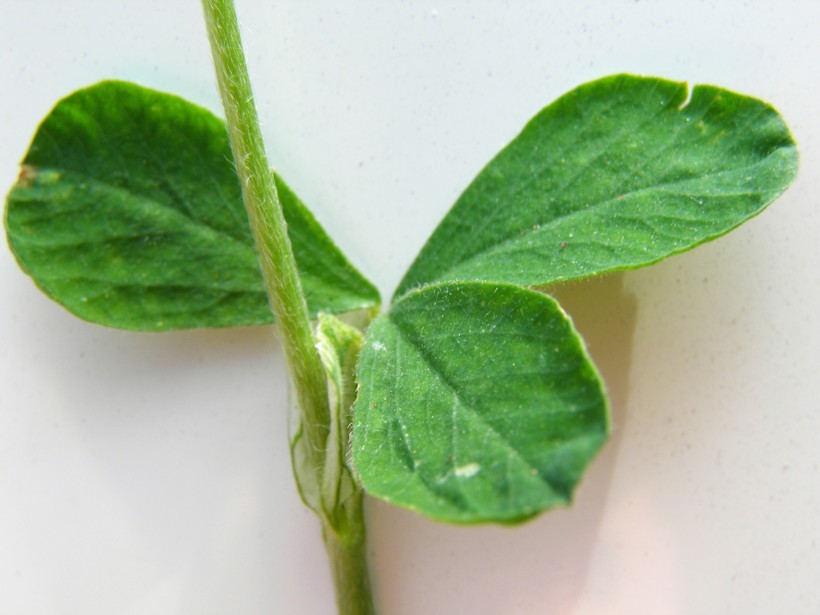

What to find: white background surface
left=2, top=1, right=819, bottom=613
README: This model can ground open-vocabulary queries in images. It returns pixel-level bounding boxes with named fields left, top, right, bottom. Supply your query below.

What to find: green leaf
left=353, top=282, right=608, bottom=523
left=5, top=81, right=379, bottom=331
left=395, top=74, right=798, bottom=297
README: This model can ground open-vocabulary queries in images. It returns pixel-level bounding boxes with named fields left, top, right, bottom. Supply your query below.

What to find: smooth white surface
left=2, top=1, right=819, bottom=613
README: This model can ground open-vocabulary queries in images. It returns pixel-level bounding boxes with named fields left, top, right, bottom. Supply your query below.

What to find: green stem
left=201, top=0, right=329, bottom=473
left=201, top=1, right=376, bottom=613
left=323, top=493, right=376, bottom=615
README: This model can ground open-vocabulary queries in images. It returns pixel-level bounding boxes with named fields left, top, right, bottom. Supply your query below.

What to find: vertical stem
left=201, top=0, right=329, bottom=471
left=201, top=2, right=376, bottom=614
left=323, top=493, right=376, bottom=615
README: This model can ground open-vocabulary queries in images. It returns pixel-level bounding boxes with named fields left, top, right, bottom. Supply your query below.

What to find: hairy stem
left=201, top=1, right=375, bottom=613
left=201, top=0, right=329, bottom=473
left=323, top=492, right=376, bottom=615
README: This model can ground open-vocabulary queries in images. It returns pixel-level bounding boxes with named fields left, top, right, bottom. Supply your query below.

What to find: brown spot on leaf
left=17, top=165, right=37, bottom=188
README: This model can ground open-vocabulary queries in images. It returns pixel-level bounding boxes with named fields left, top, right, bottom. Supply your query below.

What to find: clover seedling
left=4, top=1, right=798, bottom=612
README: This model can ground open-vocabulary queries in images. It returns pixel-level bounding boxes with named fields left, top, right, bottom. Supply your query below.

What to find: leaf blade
left=353, top=282, right=608, bottom=523
left=5, top=80, right=379, bottom=330
left=395, top=74, right=798, bottom=297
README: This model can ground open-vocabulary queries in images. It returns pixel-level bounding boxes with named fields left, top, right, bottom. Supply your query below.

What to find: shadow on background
left=368, top=272, right=638, bottom=614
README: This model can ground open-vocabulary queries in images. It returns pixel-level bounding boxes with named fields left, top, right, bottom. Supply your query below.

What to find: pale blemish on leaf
left=454, top=462, right=480, bottom=478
